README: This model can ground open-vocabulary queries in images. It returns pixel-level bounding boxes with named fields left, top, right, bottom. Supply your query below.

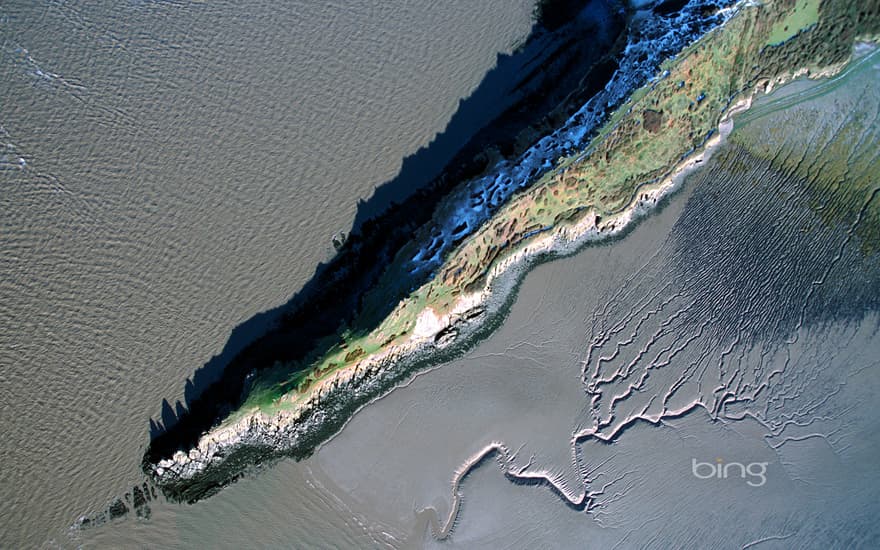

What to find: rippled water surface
left=0, top=1, right=533, bottom=545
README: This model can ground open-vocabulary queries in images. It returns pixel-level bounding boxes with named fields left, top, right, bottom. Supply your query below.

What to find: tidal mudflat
left=316, top=53, right=880, bottom=547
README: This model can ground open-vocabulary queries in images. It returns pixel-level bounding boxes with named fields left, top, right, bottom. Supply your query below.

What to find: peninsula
left=147, top=0, right=880, bottom=503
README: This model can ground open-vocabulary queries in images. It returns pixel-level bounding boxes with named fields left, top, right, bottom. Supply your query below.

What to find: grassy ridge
left=767, top=0, right=821, bottom=45
left=238, top=0, right=880, bottom=417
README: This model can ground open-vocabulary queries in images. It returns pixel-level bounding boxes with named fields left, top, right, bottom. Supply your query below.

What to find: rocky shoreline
left=145, top=0, right=880, bottom=504
left=144, top=0, right=709, bottom=472
left=148, top=78, right=746, bottom=502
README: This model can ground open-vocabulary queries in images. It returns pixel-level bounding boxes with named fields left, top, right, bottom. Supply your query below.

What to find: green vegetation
left=767, top=0, right=821, bottom=45
left=229, top=0, right=880, bottom=421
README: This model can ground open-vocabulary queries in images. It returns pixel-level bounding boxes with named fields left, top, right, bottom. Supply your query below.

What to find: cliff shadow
left=145, top=0, right=630, bottom=463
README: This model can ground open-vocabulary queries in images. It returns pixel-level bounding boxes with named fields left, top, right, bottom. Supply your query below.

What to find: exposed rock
left=107, top=498, right=127, bottom=520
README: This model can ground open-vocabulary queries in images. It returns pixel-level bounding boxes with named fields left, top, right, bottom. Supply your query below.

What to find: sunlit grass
left=767, top=0, right=821, bottom=45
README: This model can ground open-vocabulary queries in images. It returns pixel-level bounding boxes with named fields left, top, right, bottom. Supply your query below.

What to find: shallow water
left=0, top=1, right=533, bottom=546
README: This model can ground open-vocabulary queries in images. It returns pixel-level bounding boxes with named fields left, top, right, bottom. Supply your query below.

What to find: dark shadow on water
left=350, top=0, right=624, bottom=233
left=145, top=0, right=634, bottom=464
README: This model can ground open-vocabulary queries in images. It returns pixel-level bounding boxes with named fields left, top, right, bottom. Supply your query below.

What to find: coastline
left=150, top=73, right=754, bottom=492
left=142, top=0, right=736, bottom=473
left=146, top=0, right=880, bottom=503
